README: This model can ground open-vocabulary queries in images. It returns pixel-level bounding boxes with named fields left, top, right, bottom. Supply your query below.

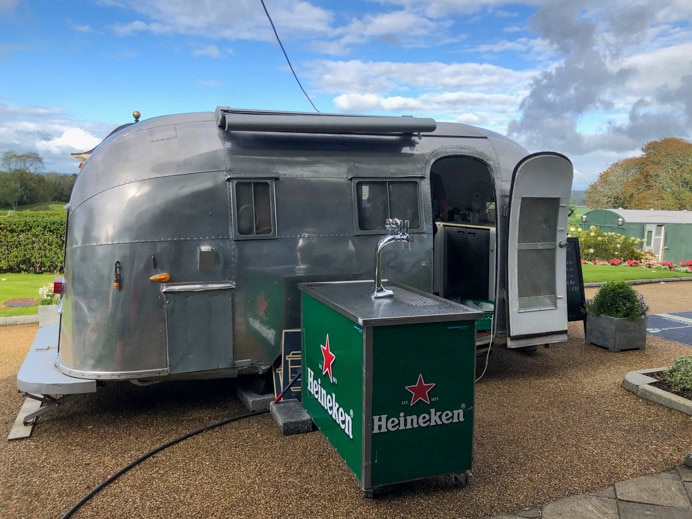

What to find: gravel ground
left=1, top=282, right=691, bottom=519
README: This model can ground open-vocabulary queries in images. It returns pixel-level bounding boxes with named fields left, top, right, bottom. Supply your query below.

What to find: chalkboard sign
left=566, top=237, right=586, bottom=323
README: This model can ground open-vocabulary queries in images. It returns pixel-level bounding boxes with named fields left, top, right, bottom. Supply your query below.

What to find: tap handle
left=385, top=217, right=410, bottom=235
left=385, top=218, right=397, bottom=234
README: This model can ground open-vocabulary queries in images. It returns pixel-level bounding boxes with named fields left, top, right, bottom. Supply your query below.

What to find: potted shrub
left=585, top=281, right=648, bottom=352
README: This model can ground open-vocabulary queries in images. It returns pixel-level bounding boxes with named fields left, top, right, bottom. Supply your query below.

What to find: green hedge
left=0, top=212, right=65, bottom=273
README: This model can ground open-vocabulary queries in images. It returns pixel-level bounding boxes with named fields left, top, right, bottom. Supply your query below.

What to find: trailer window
left=233, top=181, right=275, bottom=238
left=356, top=180, right=420, bottom=232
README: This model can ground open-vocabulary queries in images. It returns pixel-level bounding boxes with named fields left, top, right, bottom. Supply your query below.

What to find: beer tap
left=373, top=218, right=411, bottom=298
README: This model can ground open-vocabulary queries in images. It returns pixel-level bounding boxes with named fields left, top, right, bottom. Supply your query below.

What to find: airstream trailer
left=19, top=107, right=573, bottom=391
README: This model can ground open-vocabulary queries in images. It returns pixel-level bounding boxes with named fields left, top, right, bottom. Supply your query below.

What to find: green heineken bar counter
left=299, top=280, right=482, bottom=497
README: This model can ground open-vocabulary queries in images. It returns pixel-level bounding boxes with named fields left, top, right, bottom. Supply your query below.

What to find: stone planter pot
left=38, top=304, right=60, bottom=327
left=585, top=311, right=646, bottom=352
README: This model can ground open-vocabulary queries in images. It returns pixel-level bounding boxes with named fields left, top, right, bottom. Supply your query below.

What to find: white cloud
left=36, top=128, right=101, bottom=156
left=334, top=10, right=443, bottom=48
left=379, top=0, right=542, bottom=18
left=109, top=0, right=334, bottom=41
left=469, top=36, right=556, bottom=62
left=193, top=45, right=221, bottom=58
left=104, top=0, right=466, bottom=54
left=622, top=42, right=692, bottom=95
left=0, top=102, right=112, bottom=173
left=68, top=21, right=95, bottom=33
left=306, top=60, right=536, bottom=95
left=505, top=0, right=692, bottom=187
left=333, top=91, right=524, bottom=132
left=454, top=113, right=482, bottom=125
left=112, top=20, right=169, bottom=35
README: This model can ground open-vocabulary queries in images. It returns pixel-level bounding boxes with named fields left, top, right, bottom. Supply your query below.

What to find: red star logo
left=256, top=293, right=267, bottom=318
left=320, top=334, right=336, bottom=382
left=405, top=374, right=436, bottom=406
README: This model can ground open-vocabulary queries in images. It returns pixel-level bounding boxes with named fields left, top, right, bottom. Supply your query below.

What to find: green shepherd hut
left=580, top=209, right=692, bottom=263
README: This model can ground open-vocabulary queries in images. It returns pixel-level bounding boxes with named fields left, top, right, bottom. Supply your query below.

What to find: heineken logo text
left=307, top=367, right=353, bottom=439
left=372, top=407, right=465, bottom=434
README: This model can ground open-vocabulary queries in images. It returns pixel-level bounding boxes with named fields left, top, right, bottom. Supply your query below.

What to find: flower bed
left=579, top=258, right=692, bottom=273
left=569, top=226, right=692, bottom=273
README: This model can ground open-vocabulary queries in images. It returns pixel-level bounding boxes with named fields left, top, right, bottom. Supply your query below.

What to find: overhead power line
left=259, top=0, right=320, bottom=113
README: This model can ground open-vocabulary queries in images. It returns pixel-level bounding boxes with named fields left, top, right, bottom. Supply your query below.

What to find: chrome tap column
left=373, top=218, right=411, bottom=298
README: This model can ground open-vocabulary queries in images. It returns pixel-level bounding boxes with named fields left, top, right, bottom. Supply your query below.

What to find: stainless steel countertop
left=298, top=280, right=482, bottom=326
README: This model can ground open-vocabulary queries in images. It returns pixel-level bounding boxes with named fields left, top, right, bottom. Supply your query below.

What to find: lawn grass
left=0, top=273, right=60, bottom=317
left=581, top=264, right=692, bottom=283
left=0, top=202, right=66, bottom=213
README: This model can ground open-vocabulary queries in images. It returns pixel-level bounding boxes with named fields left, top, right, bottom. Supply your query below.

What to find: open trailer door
left=507, top=153, right=573, bottom=348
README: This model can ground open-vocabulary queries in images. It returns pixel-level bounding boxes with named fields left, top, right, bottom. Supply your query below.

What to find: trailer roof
left=590, top=208, right=692, bottom=224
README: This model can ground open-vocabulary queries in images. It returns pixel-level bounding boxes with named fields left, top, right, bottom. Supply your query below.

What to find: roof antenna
left=133, top=111, right=141, bottom=122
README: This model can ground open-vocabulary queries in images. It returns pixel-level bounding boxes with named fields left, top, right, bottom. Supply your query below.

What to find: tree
left=585, top=157, right=640, bottom=209
left=13, top=170, right=50, bottom=205
left=0, top=172, right=22, bottom=209
left=636, top=138, right=692, bottom=210
left=0, top=151, right=55, bottom=206
left=586, top=138, right=692, bottom=210
left=45, top=173, right=77, bottom=202
left=1, top=151, right=44, bottom=173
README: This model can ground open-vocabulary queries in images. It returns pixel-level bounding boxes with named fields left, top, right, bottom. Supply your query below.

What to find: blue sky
left=1, top=0, right=691, bottom=189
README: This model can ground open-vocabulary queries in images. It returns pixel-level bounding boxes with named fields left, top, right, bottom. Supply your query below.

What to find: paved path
left=0, top=314, right=38, bottom=326
left=647, top=311, right=692, bottom=346
left=490, top=464, right=692, bottom=519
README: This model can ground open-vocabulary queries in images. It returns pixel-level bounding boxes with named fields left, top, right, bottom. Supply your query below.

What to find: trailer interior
left=431, top=156, right=497, bottom=347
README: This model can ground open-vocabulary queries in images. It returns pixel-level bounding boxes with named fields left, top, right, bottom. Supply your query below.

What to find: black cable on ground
left=61, top=409, right=268, bottom=519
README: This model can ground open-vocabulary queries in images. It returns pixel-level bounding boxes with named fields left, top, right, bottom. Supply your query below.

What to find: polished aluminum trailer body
left=55, top=107, right=573, bottom=382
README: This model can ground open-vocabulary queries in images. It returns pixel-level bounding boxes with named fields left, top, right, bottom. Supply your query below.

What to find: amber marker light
left=149, top=273, right=171, bottom=283
left=113, top=261, right=121, bottom=290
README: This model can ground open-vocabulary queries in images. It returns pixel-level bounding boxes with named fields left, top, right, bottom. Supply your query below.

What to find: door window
left=517, top=197, right=559, bottom=311
left=645, top=230, right=653, bottom=247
